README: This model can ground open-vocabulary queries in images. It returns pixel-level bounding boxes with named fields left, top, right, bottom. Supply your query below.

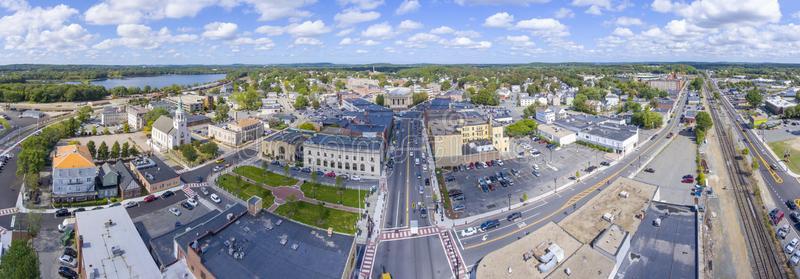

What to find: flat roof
left=476, top=222, right=582, bottom=279
left=129, top=156, right=179, bottom=185
left=148, top=210, right=220, bottom=268
left=75, top=206, right=160, bottom=279
left=592, top=224, right=627, bottom=257
left=616, top=202, right=697, bottom=279
left=538, top=124, right=574, bottom=138
left=580, top=123, right=638, bottom=142
left=306, top=133, right=383, bottom=151
left=546, top=245, right=614, bottom=279
left=181, top=205, right=354, bottom=279
left=559, top=177, right=657, bottom=244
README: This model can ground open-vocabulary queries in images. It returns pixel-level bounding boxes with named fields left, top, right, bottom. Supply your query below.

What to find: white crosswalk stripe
left=359, top=241, right=378, bottom=279
left=0, top=207, right=18, bottom=217
left=440, top=230, right=467, bottom=278
left=379, top=226, right=440, bottom=241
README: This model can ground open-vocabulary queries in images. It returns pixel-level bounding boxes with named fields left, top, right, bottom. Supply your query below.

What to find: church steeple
left=174, top=96, right=188, bottom=145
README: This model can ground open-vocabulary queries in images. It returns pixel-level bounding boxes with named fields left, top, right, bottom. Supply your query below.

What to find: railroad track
left=705, top=80, right=787, bottom=279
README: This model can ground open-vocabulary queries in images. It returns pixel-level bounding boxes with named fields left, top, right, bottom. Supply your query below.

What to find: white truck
left=58, top=218, right=76, bottom=232
left=410, top=220, right=419, bottom=235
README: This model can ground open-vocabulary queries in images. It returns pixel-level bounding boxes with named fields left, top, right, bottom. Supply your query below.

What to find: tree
left=91, top=126, right=97, bottom=135
left=695, top=111, right=713, bottom=132
left=505, top=119, right=538, bottom=137
left=572, top=94, right=594, bottom=114
left=294, top=95, right=309, bottom=109
left=232, top=88, right=261, bottom=110
left=375, top=94, right=385, bottom=106
left=77, top=106, right=93, bottom=123
left=742, top=148, right=750, bottom=156
left=143, top=107, right=169, bottom=133
left=690, top=77, right=704, bottom=91
left=179, top=144, right=198, bottom=162
left=522, top=193, right=529, bottom=202
left=283, top=164, right=290, bottom=178
left=745, top=90, right=763, bottom=108
left=214, top=102, right=230, bottom=123
left=87, top=140, right=96, bottom=158
left=312, top=99, right=320, bottom=109
left=103, top=127, right=110, bottom=135
left=412, top=92, right=429, bottom=105
left=631, top=108, right=663, bottom=129
left=122, top=122, right=130, bottom=133
left=695, top=129, right=706, bottom=145
left=129, top=146, right=140, bottom=157
left=121, top=142, right=130, bottom=158
left=111, top=141, right=121, bottom=159
left=0, top=240, right=40, bottom=279
left=198, top=142, right=218, bottom=156
left=298, top=122, right=316, bottom=131
left=97, top=141, right=108, bottom=160
left=752, top=160, right=760, bottom=171
left=441, top=82, right=452, bottom=91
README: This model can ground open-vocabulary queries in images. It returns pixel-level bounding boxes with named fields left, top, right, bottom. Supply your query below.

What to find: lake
left=91, top=74, right=227, bottom=89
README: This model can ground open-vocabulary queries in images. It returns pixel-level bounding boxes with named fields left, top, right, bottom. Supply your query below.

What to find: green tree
left=752, top=160, right=760, bottom=171
left=375, top=94, right=385, bottom=106
left=294, top=95, right=309, bottom=109
left=77, top=105, right=93, bottom=122
left=179, top=144, right=198, bottom=162
left=198, top=142, right=218, bottom=156
left=214, top=102, right=230, bottom=123
left=129, top=146, right=140, bottom=156
left=122, top=122, right=130, bottom=133
left=97, top=141, right=108, bottom=160
left=745, top=90, right=763, bottom=108
left=741, top=148, right=750, bottom=156
left=91, top=126, right=97, bottom=135
left=103, top=127, right=110, bottom=135
left=695, top=111, right=713, bottom=132
left=298, top=122, right=316, bottom=131
left=0, top=240, right=40, bottom=279
left=87, top=140, right=96, bottom=158
left=631, top=108, right=663, bottom=129
left=441, top=82, right=452, bottom=91
left=232, top=88, right=261, bottom=110
left=505, top=119, right=539, bottom=137
left=111, top=141, right=120, bottom=159
left=312, top=99, right=320, bottom=109
left=412, top=92, right=429, bottom=106
left=121, top=142, right=130, bottom=158
left=283, top=164, right=290, bottom=178
left=690, top=77, right=704, bottom=91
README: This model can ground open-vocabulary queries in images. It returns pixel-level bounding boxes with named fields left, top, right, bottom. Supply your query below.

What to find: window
left=360, top=164, right=365, bottom=171
left=361, top=156, right=364, bottom=161
left=316, top=159, right=321, bottom=166
left=323, top=160, right=328, bottom=167
left=371, top=166, right=374, bottom=172
left=338, top=162, right=342, bottom=169
left=345, top=163, right=350, bottom=170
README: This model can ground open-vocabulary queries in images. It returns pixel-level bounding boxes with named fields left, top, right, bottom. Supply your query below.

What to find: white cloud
left=505, top=35, right=535, bottom=47
left=455, top=30, right=481, bottom=38
left=334, top=8, right=380, bottom=27
left=293, top=37, right=322, bottom=45
left=395, top=0, right=420, bottom=15
left=202, top=22, right=237, bottom=40
left=455, top=0, right=550, bottom=6
left=361, top=22, right=394, bottom=38
left=398, top=20, right=423, bottom=30
left=484, top=12, right=514, bottom=28
left=286, top=20, right=331, bottom=37
left=430, top=26, right=455, bottom=34
left=255, top=25, right=284, bottom=36
left=230, top=37, right=275, bottom=50
left=362, top=39, right=380, bottom=46
left=0, top=3, right=93, bottom=52
left=441, top=37, right=492, bottom=49
left=515, top=18, right=569, bottom=37
left=555, top=8, right=575, bottom=19
left=338, top=0, right=383, bottom=10
left=615, top=16, right=643, bottom=26
left=94, top=24, right=197, bottom=50
left=572, top=0, right=612, bottom=15
left=241, top=0, right=317, bottom=21
left=408, top=33, right=439, bottom=42
left=793, top=11, right=800, bottom=19
left=339, top=37, right=354, bottom=45
left=611, top=27, right=633, bottom=37
left=651, top=0, right=781, bottom=28
left=337, top=28, right=354, bottom=36
left=356, top=49, right=368, bottom=53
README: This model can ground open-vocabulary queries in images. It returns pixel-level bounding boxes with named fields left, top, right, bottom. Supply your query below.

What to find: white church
left=150, top=97, right=191, bottom=152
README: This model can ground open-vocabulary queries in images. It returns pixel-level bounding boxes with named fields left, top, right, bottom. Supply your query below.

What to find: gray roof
left=265, top=130, right=307, bottom=145
left=98, top=163, right=119, bottom=188
left=306, top=134, right=383, bottom=151
left=149, top=210, right=220, bottom=268
left=616, top=202, right=697, bottom=279
left=581, top=123, right=638, bottom=142
left=176, top=204, right=354, bottom=279
left=130, top=156, right=179, bottom=185
left=152, top=115, right=175, bottom=135
left=114, top=161, right=140, bottom=192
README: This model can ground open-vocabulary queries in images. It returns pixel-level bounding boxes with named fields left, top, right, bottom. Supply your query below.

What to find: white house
left=52, top=145, right=97, bottom=202
left=535, top=108, right=556, bottom=124
left=578, top=123, right=638, bottom=155
left=605, top=93, right=620, bottom=108
left=520, top=96, right=538, bottom=107
left=150, top=98, right=190, bottom=152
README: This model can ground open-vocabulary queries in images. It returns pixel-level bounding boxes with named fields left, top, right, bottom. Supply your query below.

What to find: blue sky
left=1, top=0, right=800, bottom=64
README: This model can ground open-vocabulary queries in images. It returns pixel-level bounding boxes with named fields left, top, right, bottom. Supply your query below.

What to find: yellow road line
left=739, top=128, right=784, bottom=184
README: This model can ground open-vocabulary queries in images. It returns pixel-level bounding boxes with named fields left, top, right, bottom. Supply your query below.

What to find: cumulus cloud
left=430, top=26, right=455, bottom=34
left=395, top=0, right=420, bottom=15
left=572, top=0, right=612, bottom=15
left=442, top=37, right=492, bottom=49
left=515, top=18, right=569, bottom=37
left=94, top=24, right=197, bottom=49
left=334, top=8, right=380, bottom=27
left=361, top=22, right=394, bottom=38
left=0, top=3, right=93, bottom=52
left=398, top=20, right=423, bottom=30
left=230, top=37, right=275, bottom=50
left=611, top=27, right=633, bottom=37
left=454, top=0, right=549, bottom=6
left=651, top=0, right=781, bottom=28
left=484, top=12, right=514, bottom=28
left=293, top=37, right=322, bottom=45
left=202, top=22, right=237, bottom=40
left=286, top=20, right=331, bottom=37
left=255, top=25, right=284, bottom=36
left=338, top=0, right=384, bottom=10
left=615, top=16, right=643, bottom=26
left=84, top=0, right=311, bottom=25
left=554, top=8, right=575, bottom=19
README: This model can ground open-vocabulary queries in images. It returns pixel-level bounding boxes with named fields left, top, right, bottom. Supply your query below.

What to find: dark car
left=507, top=212, right=522, bottom=222
left=63, top=247, right=78, bottom=258
left=55, top=208, right=70, bottom=217
left=109, top=202, right=121, bottom=207
left=791, top=212, right=800, bottom=223
left=181, top=201, right=194, bottom=210
left=480, top=219, right=501, bottom=231
left=600, top=161, right=610, bottom=166
left=91, top=206, right=104, bottom=210
left=644, top=168, right=655, bottom=173
left=71, top=208, right=85, bottom=215
left=448, top=189, right=463, bottom=197
left=195, top=176, right=204, bottom=183
left=58, top=267, right=78, bottom=279
left=161, top=190, right=175, bottom=198
left=420, top=207, right=428, bottom=218
left=788, top=200, right=799, bottom=211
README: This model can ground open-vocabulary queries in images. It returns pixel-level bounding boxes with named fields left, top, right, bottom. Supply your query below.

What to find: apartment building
left=426, top=110, right=509, bottom=166
left=208, top=118, right=264, bottom=146
left=52, top=145, right=98, bottom=202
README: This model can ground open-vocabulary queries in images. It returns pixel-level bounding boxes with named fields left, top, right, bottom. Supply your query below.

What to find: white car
left=423, top=165, right=428, bottom=171
left=187, top=198, right=198, bottom=207
left=123, top=201, right=138, bottom=208
left=351, top=176, right=362, bottom=181
left=461, top=227, right=478, bottom=237
left=496, top=160, right=504, bottom=166
left=200, top=187, right=209, bottom=195
left=169, top=207, right=181, bottom=216
left=210, top=193, right=221, bottom=203
left=533, top=164, right=540, bottom=170
left=59, top=255, right=77, bottom=268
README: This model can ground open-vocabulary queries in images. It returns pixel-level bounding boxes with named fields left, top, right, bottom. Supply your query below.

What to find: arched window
left=345, top=163, right=350, bottom=170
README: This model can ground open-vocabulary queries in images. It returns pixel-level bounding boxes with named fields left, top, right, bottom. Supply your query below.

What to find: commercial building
left=577, top=122, right=639, bottom=155
left=536, top=108, right=556, bottom=124
left=386, top=87, right=413, bottom=110
left=426, top=110, right=509, bottom=167
left=128, top=156, right=180, bottom=193
left=127, top=106, right=147, bottom=130
left=52, top=144, right=98, bottom=202
left=646, top=78, right=683, bottom=93
left=520, top=96, right=539, bottom=107
left=100, top=106, right=126, bottom=126
left=765, top=96, right=796, bottom=115
left=208, top=118, right=264, bottom=146
left=166, top=94, right=207, bottom=112
left=537, top=124, right=577, bottom=145
left=303, top=134, right=384, bottom=179
left=75, top=206, right=160, bottom=279
left=261, top=129, right=308, bottom=163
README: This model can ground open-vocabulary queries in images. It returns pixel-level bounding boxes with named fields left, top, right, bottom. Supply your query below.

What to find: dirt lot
left=60, top=132, right=151, bottom=153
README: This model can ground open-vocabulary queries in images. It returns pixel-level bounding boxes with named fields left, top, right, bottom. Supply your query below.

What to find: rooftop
left=53, top=144, right=94, bottom=169
left=264, top=130, right=307, bottom=145
left=306, top=133, right=383, bottom=151
left=537, top=124, right=574, bottom=138
left=580, top=122, right=638, bottom=142
left=546, top=245, right=614, bottom=279
left=75, top=206, right=161, bottom=279
left=427, top=109, right=488, bottom=136
left=129, top=156, right=179, bottom=185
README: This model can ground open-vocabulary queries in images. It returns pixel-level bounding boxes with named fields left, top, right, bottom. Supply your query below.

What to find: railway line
left=705, top=79, right=787, bottom=279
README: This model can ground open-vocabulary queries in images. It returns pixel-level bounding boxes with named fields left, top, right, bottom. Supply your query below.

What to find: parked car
left=143, top=195, right=157, bottom=203
left=161, top=190, right=175, bottom=198
left=600, top=161, right=610, bottom=166
left=55, top=208, right=70, bottom=217
left=787, top=199, right=798, bottom=211
left=200, top=187, right=209, bottom=195
left=420, top=207, right=428, bottom=218
left=532, top=171, right=541, bottom=177
left=63, top=247, right=77, bottom=258
left=181, top=201, right=194, bottom=210
left=187, top=197, right=199, bottom=207
left=460, top=227, right=477, bottom=237
left=123, top=201, right=138, bottom=208
left=351, top=175, right=362, bottom=181
left=210, top=193, right=221, bottom=203
left=681, top=177, right=695, bottom=184
left=169, top=207, right=181, bottom=216
left=453, top=204, right=465, bottom=211
left=59, top=255, right=77, bottom=268
left=644, top=168, right=655, bottom=173
left=58, top=267, right=78, bottom=279
left=480, top=220, right=501, bottom=231
left=792, top=212, right=800, bottom=223
left=507, top=212, right=522, bottom=222
left=71, top=208, right=85, bottom=215
left=109, top=202, right=121, bottom=207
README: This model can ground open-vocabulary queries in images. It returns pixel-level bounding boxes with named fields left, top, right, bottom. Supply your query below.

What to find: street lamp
left=507, top=193, right=511, bottom=210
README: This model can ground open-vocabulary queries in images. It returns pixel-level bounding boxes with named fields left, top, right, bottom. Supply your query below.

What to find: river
left=90, top=74, right=227, bottom=89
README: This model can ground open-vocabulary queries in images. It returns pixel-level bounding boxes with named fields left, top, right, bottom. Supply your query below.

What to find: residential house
left=52, top=145, right=98, bottom=202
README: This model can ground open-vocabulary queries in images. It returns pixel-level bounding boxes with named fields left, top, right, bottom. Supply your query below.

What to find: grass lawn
left=233, top=165, right=298, bottom=187
left=300, top=182, right=368, bottom=208
left=274, top=201, right=358, bottom=234
left=768, top=140, right=800, bottom=174
left=216, top=174, right=275, bottom=206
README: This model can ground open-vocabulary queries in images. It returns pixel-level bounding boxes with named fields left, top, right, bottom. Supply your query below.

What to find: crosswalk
left=359, top=241, right=377, bottom=279
left=0, top=207, right=18, bottom=217
left=379, top=226, right=440, bottom=241
left=440, top=230, right=468, bottom=278
left=181, top=185, right=197, bottom=198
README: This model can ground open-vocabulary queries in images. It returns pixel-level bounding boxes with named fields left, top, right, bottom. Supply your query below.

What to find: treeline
left=18, top=117, right=82, bottom=176
left=0, top=83, right=107, bottom=103
left=0, top=65, right=233, bottom=83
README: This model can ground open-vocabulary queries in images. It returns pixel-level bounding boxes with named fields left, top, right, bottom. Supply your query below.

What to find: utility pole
left=553, top=177, right=557, bottom=195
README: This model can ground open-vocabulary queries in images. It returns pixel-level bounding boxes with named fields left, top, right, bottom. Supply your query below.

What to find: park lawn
left=768, top=140, right=800, bottom=174
left=216, top=174, right=275, bottom=206
left=300, top=182, right=368, bottom=208
left=274, top=201, right=358, bottom=234
left=233, top=165, right=298, bottom=187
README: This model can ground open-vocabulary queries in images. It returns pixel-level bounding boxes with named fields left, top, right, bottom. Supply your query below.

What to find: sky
left=1, top=0, right=800, bottom=65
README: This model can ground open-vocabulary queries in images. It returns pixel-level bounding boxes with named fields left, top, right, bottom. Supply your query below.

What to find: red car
left=325, top=172, right=336, bottom=177
left=143, top=195, right=156, bottom=203
left=681, top=177, right=695, bottom=183
left=486, top=161, right=493, bottom=167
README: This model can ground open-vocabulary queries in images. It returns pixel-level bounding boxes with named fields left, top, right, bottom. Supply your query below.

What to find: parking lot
left=634, top=128, right=698, bottom=206
left=440, top=137, right=611, bottom=218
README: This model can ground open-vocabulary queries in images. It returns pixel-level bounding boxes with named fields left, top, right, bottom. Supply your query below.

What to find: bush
left=577, top=140, right=613, bottom=153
